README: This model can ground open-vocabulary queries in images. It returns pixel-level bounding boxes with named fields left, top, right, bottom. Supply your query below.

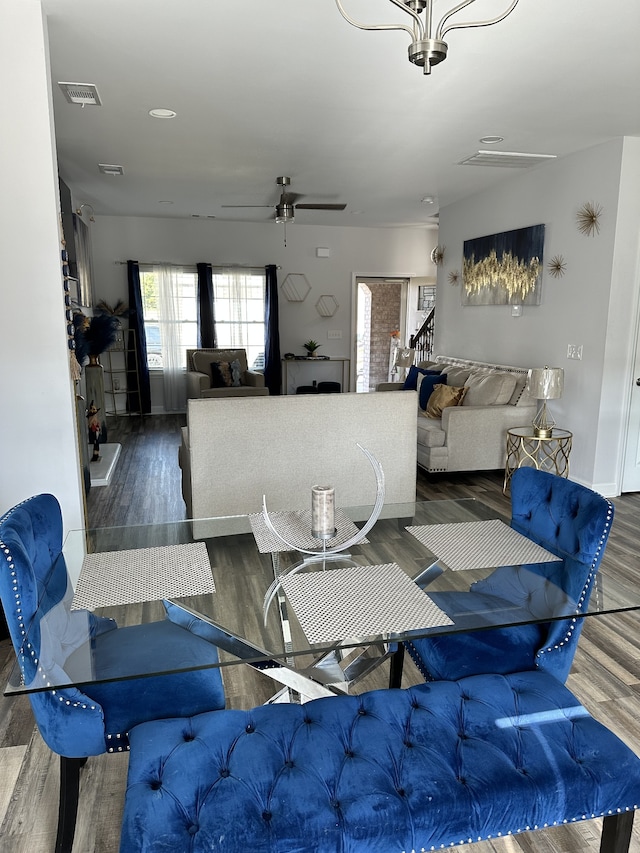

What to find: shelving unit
left=103, top=328, right=142, bottom=415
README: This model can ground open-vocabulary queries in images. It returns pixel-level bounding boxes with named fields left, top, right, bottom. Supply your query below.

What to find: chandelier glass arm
left=437, top=0, right=520, bottom=39
left=334, top=0, right=422, bottom=40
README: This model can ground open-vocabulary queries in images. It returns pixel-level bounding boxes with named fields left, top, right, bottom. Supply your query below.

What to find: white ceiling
left=43, top=0, right=640, bottom=228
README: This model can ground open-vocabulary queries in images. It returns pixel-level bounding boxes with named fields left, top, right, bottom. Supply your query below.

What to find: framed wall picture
left=462, top=223, right=545, bottom=306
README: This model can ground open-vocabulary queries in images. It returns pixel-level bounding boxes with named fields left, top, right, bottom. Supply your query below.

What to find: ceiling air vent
left=459, top=150, right=557, bottom=168
left=58, top=82, right=102, bottom=106
left=98, top=164, right=124, bottom=176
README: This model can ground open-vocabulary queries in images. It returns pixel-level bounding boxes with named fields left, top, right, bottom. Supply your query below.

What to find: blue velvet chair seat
left=120, top=670, right=640, bottom=853
left=65, top=619, right=226, bottom=738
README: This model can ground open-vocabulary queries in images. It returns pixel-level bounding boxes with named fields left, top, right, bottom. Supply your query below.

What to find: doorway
left=354, top=278, right=408, bottom=392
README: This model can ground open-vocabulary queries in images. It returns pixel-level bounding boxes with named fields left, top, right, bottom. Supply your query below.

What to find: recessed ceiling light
left=149, top=108, right=177, bottom=118
left=158, top=200, right=174, bottom=205
left=351, top=210, right=363, bottom=215
left=479, top=135, right=504, bottom=144
left=421, top=196, right=435, bottom=204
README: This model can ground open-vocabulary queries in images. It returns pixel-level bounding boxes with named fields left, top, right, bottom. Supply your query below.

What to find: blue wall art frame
left=462, top=223, right=545, bottom=306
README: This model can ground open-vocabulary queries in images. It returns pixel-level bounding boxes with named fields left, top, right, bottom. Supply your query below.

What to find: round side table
left=503, top=427, right=572, bottom=493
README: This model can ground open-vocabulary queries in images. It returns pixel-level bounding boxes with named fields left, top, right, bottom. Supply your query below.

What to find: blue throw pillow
left=418, top=373, right=447, bottom=410
left=403, top=365, right=441, bottom=391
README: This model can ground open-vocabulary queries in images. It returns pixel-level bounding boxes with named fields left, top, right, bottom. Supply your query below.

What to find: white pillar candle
left=311, top=485, right=335, bottom=539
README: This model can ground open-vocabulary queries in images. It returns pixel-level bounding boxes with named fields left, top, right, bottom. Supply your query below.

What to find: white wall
left=88, top=216, right=435, bottom=400
left=0, top=0, right=85, bottom=529
left=435, top=138, right=640, bottom=493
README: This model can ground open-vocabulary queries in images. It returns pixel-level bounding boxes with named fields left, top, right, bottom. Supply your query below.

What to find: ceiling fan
left=221, top=176, right=347, bottom=223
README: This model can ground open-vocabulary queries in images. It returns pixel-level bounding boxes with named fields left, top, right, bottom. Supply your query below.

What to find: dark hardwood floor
left=2, top=413, right=640, bottom=851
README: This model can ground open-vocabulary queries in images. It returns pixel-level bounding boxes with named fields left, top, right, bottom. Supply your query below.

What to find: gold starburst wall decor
left=547, top=255, right=567, bottom=278
left=448, top=270, right=460, bottom=286
left=576, top=201, right=603, bottom=236
left=431, top=245, right=445, bottom=265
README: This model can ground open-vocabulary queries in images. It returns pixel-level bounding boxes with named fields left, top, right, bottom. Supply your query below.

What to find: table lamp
left=527, top=366, right=564, bottom=438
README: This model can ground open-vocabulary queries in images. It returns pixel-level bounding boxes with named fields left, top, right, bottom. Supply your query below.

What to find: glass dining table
left=5, top=498, right=639, bottom=702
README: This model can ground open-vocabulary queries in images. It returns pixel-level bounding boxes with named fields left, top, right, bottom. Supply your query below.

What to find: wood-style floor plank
left=2, top=413, right=640, bottom=852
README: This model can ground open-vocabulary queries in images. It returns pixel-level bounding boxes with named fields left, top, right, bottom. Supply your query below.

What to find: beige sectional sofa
left=380, top=355, right=537, bottom=474
left=179, top=392, right=418, bottom=535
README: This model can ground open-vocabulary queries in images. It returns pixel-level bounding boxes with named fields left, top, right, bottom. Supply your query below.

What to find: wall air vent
left=98, top=164, right=124, bottom=176
left=459, top=150, right=557, bottom=168
left=58, top=82, right=102, bottom=106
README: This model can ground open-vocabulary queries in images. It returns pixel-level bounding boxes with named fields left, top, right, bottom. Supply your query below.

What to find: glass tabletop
left=5, top=498, right=638, bottom=696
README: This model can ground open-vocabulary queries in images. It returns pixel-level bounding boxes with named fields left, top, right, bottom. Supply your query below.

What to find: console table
left=503, top=426, right=572, bottom=493
left=281, top=357, right=351, bottom=394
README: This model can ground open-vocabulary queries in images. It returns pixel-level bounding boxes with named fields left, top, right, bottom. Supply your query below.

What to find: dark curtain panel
left=263, top=264, right=281, bottom=395
left=196, top=262, right=216, bottom=348
left=126, top=260, right=152, bottom=414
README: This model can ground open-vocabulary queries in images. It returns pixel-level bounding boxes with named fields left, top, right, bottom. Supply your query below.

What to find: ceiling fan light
left=275, top=203, right=294, bottom=224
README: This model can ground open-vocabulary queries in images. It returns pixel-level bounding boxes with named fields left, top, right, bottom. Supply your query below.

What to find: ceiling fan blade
left=295, top=203, right=347, bottom=211
left=220, top=204, right=274, bottom=208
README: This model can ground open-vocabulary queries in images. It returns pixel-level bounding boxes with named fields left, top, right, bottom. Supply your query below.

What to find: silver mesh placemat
left=280, top=562, right=453, bottom=644
left=249, top=509, right=369, bottom=553
left=406, top=519, right=558, bottom=571
left=72, top=542, right=215, bottom=610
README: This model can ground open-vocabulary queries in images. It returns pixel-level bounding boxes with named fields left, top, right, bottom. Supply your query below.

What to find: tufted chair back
left=0, top=493, right=227, bottom=851
left=406, top=469, right=614, bottom=684
left=509, top=467, right=614, bottom=678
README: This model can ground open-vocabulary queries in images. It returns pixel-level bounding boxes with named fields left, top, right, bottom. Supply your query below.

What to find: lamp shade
left=395, top=348, right=415, bottom=369
left=527, top=366, right=564, bottom=400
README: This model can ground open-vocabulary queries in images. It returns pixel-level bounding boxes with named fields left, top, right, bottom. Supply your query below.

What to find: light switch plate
left=328, top=330, right=342, bottom=339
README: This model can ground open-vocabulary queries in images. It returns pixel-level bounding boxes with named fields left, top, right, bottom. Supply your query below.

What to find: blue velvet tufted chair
left=0, top=494, right=226, bottom=852
left=405, top=468, right=614, bottom=683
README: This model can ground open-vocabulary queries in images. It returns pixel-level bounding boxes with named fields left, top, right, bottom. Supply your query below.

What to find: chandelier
left=334, top=0, right=521, bottom=75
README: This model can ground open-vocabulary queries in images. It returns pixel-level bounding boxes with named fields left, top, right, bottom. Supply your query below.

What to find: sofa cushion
left=440, top=366, right=472, bottom=386
left=425, top=384, right=467, bottom=418
left=403, top=365, right=440, bottom=391
left=463, top=371, right=517, bottom=406
left=418, top=373, right=447, bottom=410
left=416, top=416, right=446, bottom=448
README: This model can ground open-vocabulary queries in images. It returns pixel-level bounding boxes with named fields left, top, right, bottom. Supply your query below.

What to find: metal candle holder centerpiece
left=262, top=443, right=385, bottom=622
left=311, top=485, right=336, bottom=540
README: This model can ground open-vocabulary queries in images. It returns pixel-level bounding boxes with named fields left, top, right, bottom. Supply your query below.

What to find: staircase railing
left=410, top=308, right=435, bottom=363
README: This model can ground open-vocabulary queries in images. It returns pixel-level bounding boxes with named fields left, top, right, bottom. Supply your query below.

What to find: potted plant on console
left=303, top=340, right=321, bottom=358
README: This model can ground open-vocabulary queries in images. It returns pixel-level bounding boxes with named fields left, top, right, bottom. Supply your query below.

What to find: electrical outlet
left=567, top=344, right=583, bottom=360
left=328, top=330, right=342, bottom=339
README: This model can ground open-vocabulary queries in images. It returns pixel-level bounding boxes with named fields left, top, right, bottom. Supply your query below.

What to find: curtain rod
left=114, top=261, right=281, bottom=269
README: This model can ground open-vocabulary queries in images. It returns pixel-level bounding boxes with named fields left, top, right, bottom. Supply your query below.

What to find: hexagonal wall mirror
left=281, top=273, right=311, bottom=302
left=316, top=294, right=339, bottom=317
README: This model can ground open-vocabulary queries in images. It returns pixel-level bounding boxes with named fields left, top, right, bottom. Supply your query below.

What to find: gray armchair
left=186, top=348, right=268, bottom=399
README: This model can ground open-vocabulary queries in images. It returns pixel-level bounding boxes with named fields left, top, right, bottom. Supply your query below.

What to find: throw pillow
left=210, top=361, right=232, bottom=388
left=426, top=384, right=467, bottom=419
left=230, top=359, right=242, bottom=387
left=403, top=365, right=441, bottom=391
left=418, top=373, right=447, bottom=410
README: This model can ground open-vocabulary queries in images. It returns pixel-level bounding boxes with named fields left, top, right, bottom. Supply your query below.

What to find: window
left=139, top=265, right=266, bottom=371
left=140, top=265, right=197, bottom=370
left=212, top=269, right=265, bottom=370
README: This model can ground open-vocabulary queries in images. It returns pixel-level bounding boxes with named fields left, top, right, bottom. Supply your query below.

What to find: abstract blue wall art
left=462, top=224, right=545, bottom=305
